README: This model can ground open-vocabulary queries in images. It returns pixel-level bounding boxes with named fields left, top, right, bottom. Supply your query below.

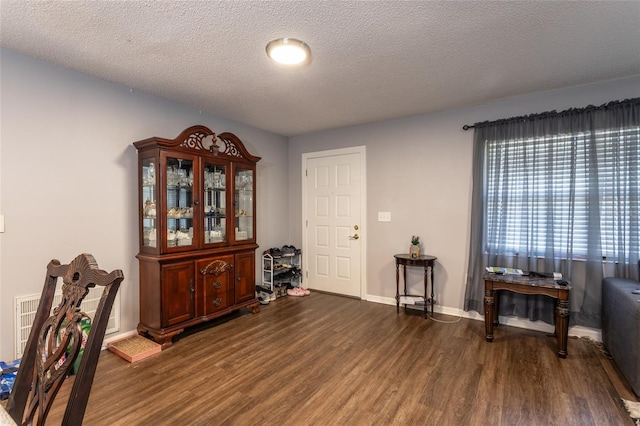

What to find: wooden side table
left=483, top=273, right=572, bottom=358
left=394, top=254, right=437, bottom=318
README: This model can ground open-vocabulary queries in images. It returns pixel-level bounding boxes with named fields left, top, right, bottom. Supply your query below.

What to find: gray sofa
left=602, top=277, right=640, bottom=396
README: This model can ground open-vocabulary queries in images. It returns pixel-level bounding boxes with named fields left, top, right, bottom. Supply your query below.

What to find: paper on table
left=486, top=266, right=524, bottom=275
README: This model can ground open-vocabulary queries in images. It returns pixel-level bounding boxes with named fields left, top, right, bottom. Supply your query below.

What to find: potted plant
left=410, top=235, right=420, bottom=259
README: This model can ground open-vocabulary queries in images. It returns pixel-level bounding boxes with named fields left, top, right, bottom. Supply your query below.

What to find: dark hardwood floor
left=47, top=292, right=637, bottom=425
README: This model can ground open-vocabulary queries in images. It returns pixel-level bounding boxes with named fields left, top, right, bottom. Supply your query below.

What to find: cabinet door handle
left=213, top=281, right=222, bottom=289
left=190, top=280, right=195, bottom=293
left=213, top=298, right=223, bottom=307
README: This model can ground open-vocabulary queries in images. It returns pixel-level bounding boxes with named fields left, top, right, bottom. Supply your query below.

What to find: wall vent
left=14, top=287, right=120, bottom=359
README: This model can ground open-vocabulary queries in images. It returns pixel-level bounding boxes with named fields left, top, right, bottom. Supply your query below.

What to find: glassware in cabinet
left=165, top=156, right=195, bottom=249
left=234, top=167, right=254, bottom=241
left=141, top=158, right=157, bottom=248
left=203, top=162, right=227, bottom=244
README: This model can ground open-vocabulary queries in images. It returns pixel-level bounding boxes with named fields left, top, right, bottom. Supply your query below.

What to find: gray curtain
left=464, top=98, right=640, bottom=328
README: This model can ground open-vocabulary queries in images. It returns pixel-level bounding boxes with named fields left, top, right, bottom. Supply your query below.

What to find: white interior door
left=302, top=147, right=366, bottom=298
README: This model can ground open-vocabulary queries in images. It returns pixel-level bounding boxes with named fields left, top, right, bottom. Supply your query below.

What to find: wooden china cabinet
left=133, top=125, right=260, bottom=348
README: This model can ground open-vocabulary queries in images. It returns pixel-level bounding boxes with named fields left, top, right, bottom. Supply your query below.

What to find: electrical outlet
left=378, top=212, right=391, bottom=222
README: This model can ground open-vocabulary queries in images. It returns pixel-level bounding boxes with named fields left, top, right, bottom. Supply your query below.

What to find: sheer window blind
left=485, top=127, right=639, bottom=260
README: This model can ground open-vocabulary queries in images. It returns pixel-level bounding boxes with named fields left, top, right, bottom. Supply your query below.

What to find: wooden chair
left=3, top=253, right=123, bottom=426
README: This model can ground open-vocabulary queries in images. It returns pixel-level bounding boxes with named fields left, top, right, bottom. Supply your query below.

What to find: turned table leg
left=396, top=262, right=400, bottom=313
left=423, top=265, right=428, bottom=319
left=484, top=288, right=495, bottom=342
left=556, top=298, right=570, bottom=358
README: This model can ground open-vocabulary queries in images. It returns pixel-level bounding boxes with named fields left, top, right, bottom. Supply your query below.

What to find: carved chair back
left=5, top=253, right=123, bottom=426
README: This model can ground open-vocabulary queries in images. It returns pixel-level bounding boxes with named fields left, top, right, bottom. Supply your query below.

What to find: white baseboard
left=365, top=294, right=602, bottom=342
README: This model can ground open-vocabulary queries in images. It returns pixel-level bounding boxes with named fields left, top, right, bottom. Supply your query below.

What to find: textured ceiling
left=1, top=1, right=639, bottom=136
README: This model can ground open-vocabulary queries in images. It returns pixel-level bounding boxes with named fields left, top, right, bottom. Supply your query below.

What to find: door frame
left=301, top=146, right=367, bottom=299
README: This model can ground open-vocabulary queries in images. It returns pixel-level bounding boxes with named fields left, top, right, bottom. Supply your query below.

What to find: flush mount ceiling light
left=266, top=38, right=311, bottom=67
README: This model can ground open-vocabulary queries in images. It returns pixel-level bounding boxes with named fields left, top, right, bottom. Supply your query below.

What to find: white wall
left=0, top=49, right=289, bottom=361
left=289, top=75, right=640, bottom=322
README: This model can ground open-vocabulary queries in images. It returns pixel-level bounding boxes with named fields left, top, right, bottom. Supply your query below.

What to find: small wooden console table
left=395, top=254, right=437, bottom=318
left=483, top=273, right=572, bottom=358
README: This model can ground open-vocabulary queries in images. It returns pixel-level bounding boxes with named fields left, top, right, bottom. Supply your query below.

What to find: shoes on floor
left=286, top=286, right=310, bottom=297
left=256, top=285, right=275, bottom=302
left=287, top=287, right=306, bottom=297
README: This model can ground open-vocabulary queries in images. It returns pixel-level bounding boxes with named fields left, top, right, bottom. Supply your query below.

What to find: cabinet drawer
left=204, top=288, right=231, bottom=313
left=197, top=255, right=234, bottom=316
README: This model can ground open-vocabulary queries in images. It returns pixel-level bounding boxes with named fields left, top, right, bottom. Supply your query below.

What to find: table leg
left=403, top=264, right=407, bottom=297
left=430, top=264, right=435, bottom=318
left=395, top=262, right=400, bottom=313
left=484, top=288, right=495, bottom=342
left=556, top=298, right=570, bottom=358
left=423, top=265, right=428, bottom=318
left=402, top=264, right=408, bottom=312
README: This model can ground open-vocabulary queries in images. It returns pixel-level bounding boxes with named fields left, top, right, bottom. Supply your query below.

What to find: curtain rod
left=461, top=97, right=638, bottom=132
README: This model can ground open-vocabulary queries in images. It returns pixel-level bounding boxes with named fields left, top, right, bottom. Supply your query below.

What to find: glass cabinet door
left=203, top=162, right=226, bottom=244
left=234, top=167, right=254, bottom=241
left=141, top=158, right=157, bottom=248
left=165, top=156, right=195, bottom=249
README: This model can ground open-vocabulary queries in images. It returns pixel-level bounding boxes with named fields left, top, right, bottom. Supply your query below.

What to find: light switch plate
left=378, top=212, right=391, bottom=222
left=0, top=215, right=4, bottom=233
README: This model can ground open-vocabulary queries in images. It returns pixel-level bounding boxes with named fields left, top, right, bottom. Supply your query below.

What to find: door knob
left=348, top=233, right=360, bottom=240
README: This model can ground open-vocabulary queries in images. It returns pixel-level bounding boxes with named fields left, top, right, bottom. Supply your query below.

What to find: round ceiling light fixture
left=266, top=38, right=311, bottom=67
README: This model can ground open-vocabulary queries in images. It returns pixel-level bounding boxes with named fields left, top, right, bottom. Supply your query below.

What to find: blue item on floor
left=0, top=359, right=20, bottom=400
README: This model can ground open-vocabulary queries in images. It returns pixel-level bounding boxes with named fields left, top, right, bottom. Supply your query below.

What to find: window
left=485, top=127, right=639, bottom=260
left=466, top=98, right=639, bottom=328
